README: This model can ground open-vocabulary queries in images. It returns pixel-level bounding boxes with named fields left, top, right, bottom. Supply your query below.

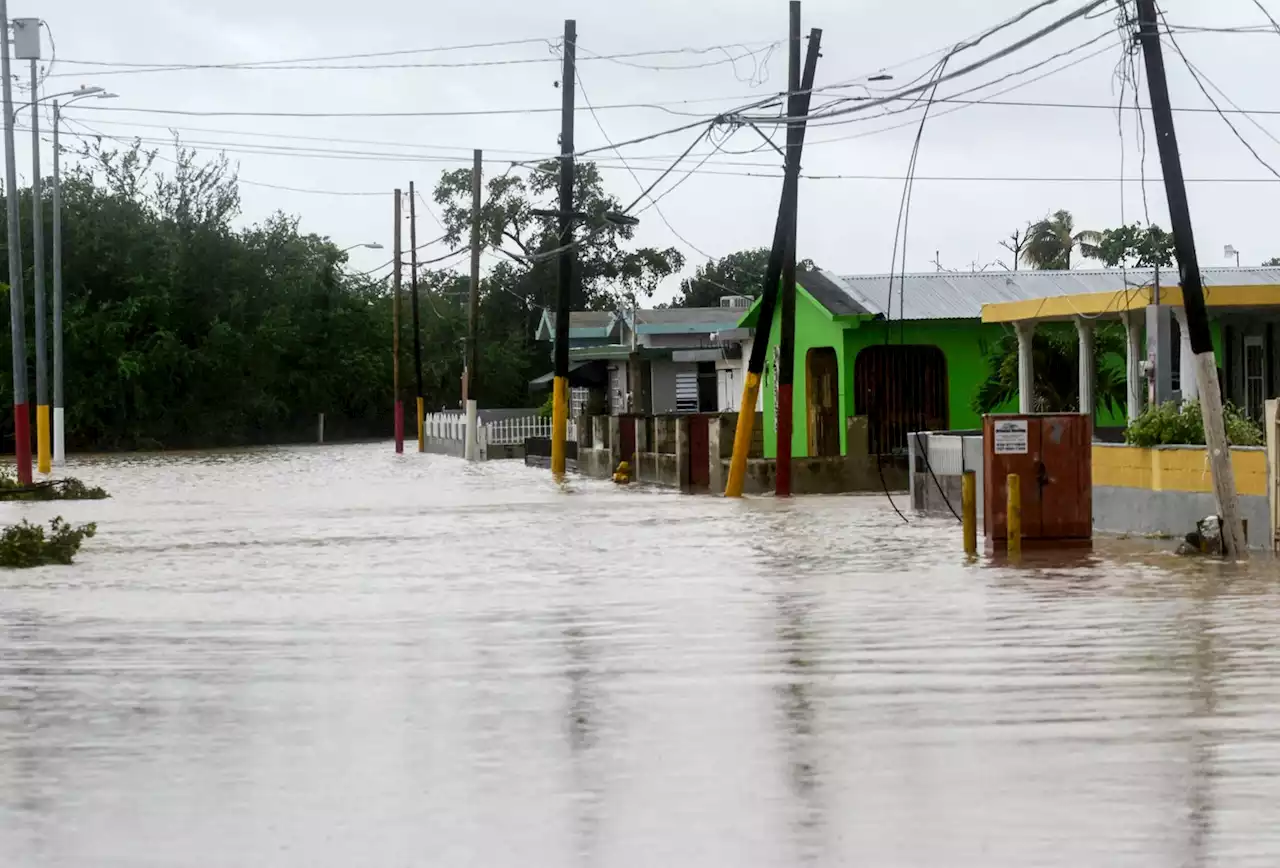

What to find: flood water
left=2, top=442, right=1280, bottom=866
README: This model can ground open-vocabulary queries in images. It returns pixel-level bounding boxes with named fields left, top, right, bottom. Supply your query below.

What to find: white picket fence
left=423, top=412, right=577, bottom=454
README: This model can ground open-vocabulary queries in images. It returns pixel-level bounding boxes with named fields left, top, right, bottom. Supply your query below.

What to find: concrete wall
left=1093, top=442, right=1270, bottom=548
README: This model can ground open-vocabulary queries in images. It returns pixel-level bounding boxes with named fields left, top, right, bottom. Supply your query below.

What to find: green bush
left=538, top=393, right=554, bottom=419
left=1125, top=400, right=1263, bottom=448
left=0, top=470, right=109, bottom=500
left=0, top=517, right=97, bottom=567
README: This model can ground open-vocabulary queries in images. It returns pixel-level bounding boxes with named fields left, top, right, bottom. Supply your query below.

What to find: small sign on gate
left=993, top=419, right=1029, bottom=455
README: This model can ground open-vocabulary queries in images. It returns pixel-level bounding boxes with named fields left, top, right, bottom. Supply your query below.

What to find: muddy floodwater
left=2, top=442, right=1280, bottom=867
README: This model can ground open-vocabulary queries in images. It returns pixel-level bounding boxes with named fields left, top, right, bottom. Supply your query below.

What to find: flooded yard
left=2, top=442, right=1279, bottom=866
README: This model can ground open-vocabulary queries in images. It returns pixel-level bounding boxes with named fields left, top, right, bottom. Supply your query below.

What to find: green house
left=741, top=269, right=1129, bottom=459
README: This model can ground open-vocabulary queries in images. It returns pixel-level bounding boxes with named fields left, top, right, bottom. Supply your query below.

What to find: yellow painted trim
left=36, top=405, right=50, bottom=475
left=1092, top=443, right=1267, bottom=497
left=724, top=371, right=762, bottom=497
left=1007, top=472, right=1022, bottom=557
left=982, top=283, right=1280, bottom=324
left=982, top=288, right=1152, bottom=323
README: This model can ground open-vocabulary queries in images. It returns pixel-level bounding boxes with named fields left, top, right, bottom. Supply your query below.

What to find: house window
left=571, top=387, right=590, bottom=417
left=697, top=362, right=718, bottom=412
left=1245, top=335, right=1265, bottom=422
left=674, top=371, right=699, bottom=412
left=854, top=345, right=949, bottom=455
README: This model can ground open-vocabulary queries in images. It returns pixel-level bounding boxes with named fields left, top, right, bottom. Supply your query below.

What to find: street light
left=1225, top=244, right=1241, bottom=268
left=340, top=242, right=384, bottom=253
left=51, top=88, right=117, bottom=466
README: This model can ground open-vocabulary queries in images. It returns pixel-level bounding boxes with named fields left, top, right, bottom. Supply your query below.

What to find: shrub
left=0, top=517, right=97, bottom=567
left=0, top=470, right=109, bottom=500
left=1125, top=400, right=1263, bottom=448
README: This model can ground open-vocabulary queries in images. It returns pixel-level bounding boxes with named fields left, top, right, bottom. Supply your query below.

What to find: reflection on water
left=2, top=442, right=1280, bottom=866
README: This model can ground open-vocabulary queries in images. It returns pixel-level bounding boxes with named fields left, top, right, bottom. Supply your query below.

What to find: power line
left=740, top=0, right=1114, bottom=126
left=48, top=41, right=779, bottom=78
left=1247, top=0, right=1280, bottom=36
left=1158, top=15, right=1280, bottom=179
left=52, top=119, right=1280, bottom=184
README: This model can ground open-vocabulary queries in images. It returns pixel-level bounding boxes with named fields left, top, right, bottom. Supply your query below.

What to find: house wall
left=760, top=293, right=850, bottom=458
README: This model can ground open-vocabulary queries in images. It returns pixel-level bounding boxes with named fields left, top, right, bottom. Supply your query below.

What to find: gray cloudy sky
left=17, top=0, right=1280, bottom=302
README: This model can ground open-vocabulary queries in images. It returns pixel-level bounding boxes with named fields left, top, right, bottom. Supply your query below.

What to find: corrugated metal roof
left=634, top=307, right=743, bottom=327
left=543, top=311, right=617, bottom=329
left=798, top=269, right=872, bottom=317
left=826, top=267, right=1280, bottom=321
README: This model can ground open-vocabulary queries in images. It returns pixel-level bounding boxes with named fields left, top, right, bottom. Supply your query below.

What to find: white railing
left=424, top=412, right=578, bottom=451
left=482, top=416, right=577, bottom=446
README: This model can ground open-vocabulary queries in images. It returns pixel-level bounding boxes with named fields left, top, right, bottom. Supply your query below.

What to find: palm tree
left=973, top=324, right=1127, bottom=416
left=1023, top=210, right=1102, bottom=270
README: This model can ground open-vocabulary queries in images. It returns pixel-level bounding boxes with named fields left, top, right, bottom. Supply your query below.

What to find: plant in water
left=0, top=517, right=97, bottom=567
left=0, top=469, right=109, bottom=500
left=1125, top=400, right=1263, bottom=448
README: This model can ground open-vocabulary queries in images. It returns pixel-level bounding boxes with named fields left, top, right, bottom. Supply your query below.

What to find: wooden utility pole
left=465, top=149, right=483, bottom=461
left=1136, top=0, right=1246, bottom=556
left=393, top=188, right=404, bottom=454
left=724, top=20, right=823, bottom=497
left=551, top=19, right=577, bottom=479
left=409, top=181, right=425, bottom=452
left=776, top=1, right=803, bottom=497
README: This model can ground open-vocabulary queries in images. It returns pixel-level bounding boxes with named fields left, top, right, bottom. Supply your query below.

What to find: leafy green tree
left=974, top=324, right=1127, bottom=415
left=671, top=248, right=817, bottom=308
left=1023, top=210, right=1101, bottom=270
left=432, top=161, right=684, bottom=312
left=1263, top=256, right=1280, bottom=267
left=1093, top=223, right=1175, bottom=268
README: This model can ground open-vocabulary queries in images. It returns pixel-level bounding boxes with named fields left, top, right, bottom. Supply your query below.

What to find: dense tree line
left=0, top=141, right=694, bottom=451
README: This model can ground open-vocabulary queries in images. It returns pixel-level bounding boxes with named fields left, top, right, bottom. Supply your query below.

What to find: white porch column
left=1015, top=321, right=1035, bottom=413
left=1076, top=317, right=1095, bottom=417
left=1172, top=306, right=1198, bottom=403
left=1124, top=311, right=1145, bottom=422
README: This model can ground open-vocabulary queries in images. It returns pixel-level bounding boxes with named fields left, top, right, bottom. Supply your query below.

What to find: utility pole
left=1, top=1, right=31, bottom=485
left=52, top=100, right=64, bottom=466
left=724, top=21, right=822, bottom=497
left=393, top=188, right=404, bottom=454
left=551, top=19, right=576, bottom=479
left=775, top=1, right=803, bottom=498
left=1136, top=0, right=1246, bottom=557
left=22, top=47, right=50, bottom=475
left=464, top=149, right=482, bottom=462
left=409, top=181, right=424, bottom=453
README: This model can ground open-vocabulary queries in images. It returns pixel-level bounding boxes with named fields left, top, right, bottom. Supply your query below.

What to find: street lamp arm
left=12, top=85, right=104, bottom=115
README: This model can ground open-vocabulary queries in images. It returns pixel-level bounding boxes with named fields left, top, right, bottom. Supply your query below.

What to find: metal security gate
left=854, top=345, right=949, bottom=455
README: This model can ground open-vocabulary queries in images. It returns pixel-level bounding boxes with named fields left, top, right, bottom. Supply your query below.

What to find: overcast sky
left=14, top=0, right=1280, bottom=302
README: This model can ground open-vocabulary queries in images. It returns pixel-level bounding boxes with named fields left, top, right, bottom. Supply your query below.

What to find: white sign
left=993, top=419, right=1029, bottom=455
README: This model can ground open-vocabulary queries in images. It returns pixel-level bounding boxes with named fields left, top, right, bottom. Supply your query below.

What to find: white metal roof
left=825, top=267, right=1280, bottom=321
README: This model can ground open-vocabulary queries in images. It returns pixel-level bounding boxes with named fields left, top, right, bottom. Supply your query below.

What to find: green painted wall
left=759, top=288, right=852, bottom=458
left=756, top=285, right=1131, bottom=459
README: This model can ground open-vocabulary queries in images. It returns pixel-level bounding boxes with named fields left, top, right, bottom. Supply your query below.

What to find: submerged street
left=2, top=443, right=1280, bottom=866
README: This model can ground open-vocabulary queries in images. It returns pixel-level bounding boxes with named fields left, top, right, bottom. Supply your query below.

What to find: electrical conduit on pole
left=1, top=1, right=31, bottom=485
left=52, top=99, right=64, bottom=465
left=29, top=57, right=48, bottom=475
left=393, top=188, right=404, bottom=454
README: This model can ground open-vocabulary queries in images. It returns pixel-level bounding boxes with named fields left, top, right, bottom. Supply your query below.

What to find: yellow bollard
left=551, top=375, right=568, bottom=479
left=962, top=470, right=977, bottom=557
left=1007, top=472, right=1022, bottom=557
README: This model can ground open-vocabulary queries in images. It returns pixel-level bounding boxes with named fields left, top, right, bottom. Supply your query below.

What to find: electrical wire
left=1248, top=0, right=1280, bottom=36
left=738, top=0, right=1113, bottom=127
left=1158, top=14, right=1280, bottom=179
left=49, top=41, right=780, bottom=77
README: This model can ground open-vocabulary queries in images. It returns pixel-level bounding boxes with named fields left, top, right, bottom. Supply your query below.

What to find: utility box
left=983, top=413, right=1092, bottom=548
left=11, top=19, right=41, bottom=61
